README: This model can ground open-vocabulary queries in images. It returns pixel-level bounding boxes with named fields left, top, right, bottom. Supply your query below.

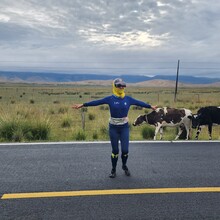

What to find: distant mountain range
left=0, top=71, right=220, bottom=85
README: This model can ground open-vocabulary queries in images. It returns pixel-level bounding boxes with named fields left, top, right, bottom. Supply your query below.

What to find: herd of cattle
left=133, top=106, right=220, bottom=140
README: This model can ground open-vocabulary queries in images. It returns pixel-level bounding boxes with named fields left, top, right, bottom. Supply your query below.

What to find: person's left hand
left=151, top=105, right=157, bottom=111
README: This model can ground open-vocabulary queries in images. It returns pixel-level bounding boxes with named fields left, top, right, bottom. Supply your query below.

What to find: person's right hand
left=72, top=104, right=83, bottom=109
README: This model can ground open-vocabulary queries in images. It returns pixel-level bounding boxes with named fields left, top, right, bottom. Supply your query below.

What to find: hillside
left=0, top=71, right=220, bottom=87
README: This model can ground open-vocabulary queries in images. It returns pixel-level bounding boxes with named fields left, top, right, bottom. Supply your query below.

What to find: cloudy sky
left=0, top=0, right=220, bottom=77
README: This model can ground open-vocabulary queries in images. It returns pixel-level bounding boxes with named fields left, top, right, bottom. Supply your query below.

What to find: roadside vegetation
left=0, top=83, right=219, bottom=142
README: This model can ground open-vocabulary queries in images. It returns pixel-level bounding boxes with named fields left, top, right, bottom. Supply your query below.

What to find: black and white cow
left=133, top=107, right=192, bottom=140
left=192, top=106, right=220, bottom=140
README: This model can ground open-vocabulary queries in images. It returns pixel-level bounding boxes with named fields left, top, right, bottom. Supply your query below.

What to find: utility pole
left=174, top=59, right=180, bottom=102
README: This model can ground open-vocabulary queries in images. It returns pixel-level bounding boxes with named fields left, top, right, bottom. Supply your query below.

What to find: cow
left=192, top=106, right=220, bottom=140
left=133, top=107, right=192, bottom=140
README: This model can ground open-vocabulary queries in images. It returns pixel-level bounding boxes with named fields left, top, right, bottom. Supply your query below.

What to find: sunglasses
left=115, top=83, right=126, bottom=88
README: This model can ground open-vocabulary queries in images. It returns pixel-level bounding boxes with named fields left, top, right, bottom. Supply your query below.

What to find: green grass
left=0, top=83, right=219, bottom=142
left=0, top=110, right=51, bottom=142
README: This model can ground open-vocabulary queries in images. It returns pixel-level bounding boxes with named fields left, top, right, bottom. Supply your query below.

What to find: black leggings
left=109, top=123, right=129, bottom=155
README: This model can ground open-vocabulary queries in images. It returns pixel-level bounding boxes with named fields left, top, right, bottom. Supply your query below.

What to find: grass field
left=0, top=83, right=219, bottom=142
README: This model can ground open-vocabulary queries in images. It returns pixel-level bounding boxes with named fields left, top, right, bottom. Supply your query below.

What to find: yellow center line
left=1, top=187, right=220, bottom=200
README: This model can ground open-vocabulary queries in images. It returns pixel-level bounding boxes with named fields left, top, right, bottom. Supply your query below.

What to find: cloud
left=0, top=0, right=220, bottom=77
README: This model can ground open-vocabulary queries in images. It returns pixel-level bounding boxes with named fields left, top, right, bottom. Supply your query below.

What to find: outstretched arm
left=129, top=97, right=157, bottom=110
left=72, top=104, right=84, bottom=109
left=72, top=96, right=109, bottom=109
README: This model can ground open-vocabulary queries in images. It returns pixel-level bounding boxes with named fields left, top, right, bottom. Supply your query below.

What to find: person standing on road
left=72, top=78, right=157, bottom=178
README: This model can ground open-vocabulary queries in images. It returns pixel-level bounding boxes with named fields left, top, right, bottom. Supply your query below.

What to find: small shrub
left=100, top=126, right=109, bottom=137
left=25, top=131, right=34, bottom=140
left=28, top=125, right=49, bottom=140
left=0, top=120, right=18, bottom=141
left=141, top=126, right=155, bottom=140
left=61, top=116, right=72, bottom=128
left=93, top=132, right=98, bottom=139
left=12, top=129, right=24, bottom=142
left=30, top=99, right=35, bottom=104
left=74, top=131, right=86, bottom=140
left=88, top=113, right=95, bottom=120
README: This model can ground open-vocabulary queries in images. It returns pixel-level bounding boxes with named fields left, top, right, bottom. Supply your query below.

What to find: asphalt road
left=0, top=141, right=220, bottom=220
